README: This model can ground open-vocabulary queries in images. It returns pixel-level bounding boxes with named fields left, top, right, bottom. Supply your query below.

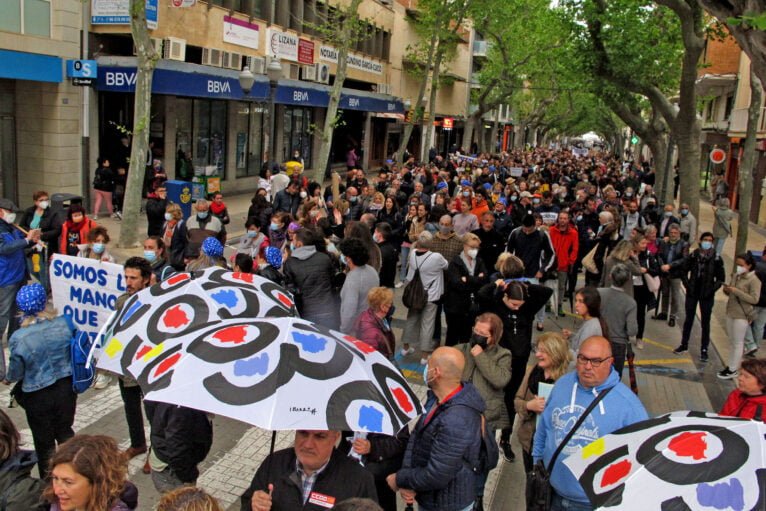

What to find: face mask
left=92, top=243, right=105, bottom=254
left=164, top=213, right=173, bottom=221
left=373, top=233, right=382, bottom=243
left=664, top=211, right=673, bottom=217
left=143, top=250, right=157, bottom=262
left=300, top=191, right=307, bottom=199
left=3, top=213, right=16, bottom=225
left=737, top=265, right=747, bottom=275
left=701, top=241, right=713, bottom=251
left=290, top=242, right=296, bottom=251
left=681, top=209, right=688, bottom=216
left=39, top=201, right=49, bottom=210
left=439, top=226, right=451, bottom=235
left=197, top=211, right=209, bottom=219
left=470, top=332, right=489, bottom=350
left=246, top=230, right=257, bottom=238
left=462, top=191, right=471, bottom=198
left=385, top=305, right=396, bottom=321
left=510, top=195, right=518, bottom=202
left=349, top=196, right=358, bottom=203
left=576, top=215, right=583, bottom=222
left=467, top=248, right=479, bottom=259
left=423, top=365, right=433, bottom=387
left=340, top=253, right=347, bottom=266
left=270, top=222, right=280, bottom=231
left=625, top=193, right=632, bottom=198
left=532, top=198, right=541, bottom=205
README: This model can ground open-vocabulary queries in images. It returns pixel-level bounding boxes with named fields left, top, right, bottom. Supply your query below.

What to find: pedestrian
left=630, top=233, right=660, bottom=349
left=157, top=487, right=224, bottom=511
left=0, top=409, right=45, bottom=510
left=241, top=430, right=377, bottom=511
left=718, top=252, right=761, bottom=379
left=712, top=198, right=735, bottom=257
left=163, top=203, right=188, bottom=271
left=338, top=237, right=379, bottom=334
left=397, top=204, right=418, bottom=287
left=267, top=213, right=288, bottom=251
left=186, top=237, right=228, bottom=272
left=209, top=192, right=230, bottom=243
left=678, top=202, right=697, bottom=242
left=5, top=283, right=76, bottom=477
left=20, top=190, right=61, bottom=292
left=473, top=211, right=505, bottom=273
left=256, top=246, right=284, bottom=286
left=186, top=199, right=223, bottom=257
left=532, top=336, right=648, bottom=511
left=657, top=224, right=689, bottom=327
left=237, top=217, right=269, bottom=260
left=143, top=236, right=175, bottom=282
left=145, top=184, right=168, bottom=237
left=453, top=198, right=479, bottom=237
left=744, top=247, right=766, bottom=357
left=373, top=223, right=398, bottom=288
left=77, top=226, right=116, bottom=263
left=548, top=211, right=579, bottom=316
left=597, top=264, right=638, bottom=377
left=353, top=287, right=396, bottom=362
left=719, top=358, right=766, bottom=421
left=59, top=205, right=97, bottom=257
left=562, top=287, right=607, bottom=354
left=514, top=332, right=571, bottom=473
left=401, top=231, right=448, bottom=365
left=669, top=232, right=726, bottom=361
left=443, top=233, right=488, bottom=346
left=92, top=157, right=117, bottom=220
left=386, top=347, right=485, bottom=511
left=44, top=435, right=138, bottom=511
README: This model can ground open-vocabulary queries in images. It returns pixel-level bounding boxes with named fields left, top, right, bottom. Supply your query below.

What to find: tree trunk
left=736, top=67, right=762, bottom=255
left=421, top=46, right=445, bottom=162
left=119, top=0, right=158, bottom=248
left=647, top=135, right=669, bottom=199
left=312, top=0, right=363, bottom=182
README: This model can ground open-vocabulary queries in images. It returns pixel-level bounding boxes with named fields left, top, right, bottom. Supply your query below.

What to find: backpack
left=466, top=414, right=500, bottom=476
left=402, top=253, right=432, bottom=311
left=70, top=330, right=96, bottom=394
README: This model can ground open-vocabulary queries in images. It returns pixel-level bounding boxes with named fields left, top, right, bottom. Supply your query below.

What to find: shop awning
left=96, top=57, right=270, bottom=100
left=0, top=49, right=62, bottom=83
left=275, top=79, right=405, bottom=114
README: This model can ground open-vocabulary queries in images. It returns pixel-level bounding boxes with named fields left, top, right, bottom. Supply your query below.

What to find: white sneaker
left=400, top=347, right=415, bottom=357
left=112, top=212, right=122, bottom=220
left=636, top=338, right=645, bottom=350
left=395, top=281, right=404, bottom=289
left=93, top=373, right=113, bottom=390
left=92, top=215, right=98, bottom=221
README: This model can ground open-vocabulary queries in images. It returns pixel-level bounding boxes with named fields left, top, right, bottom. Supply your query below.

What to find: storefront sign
left=319, top=46, right=383, bottom=75
left=50, top=255, right=126, bottom=342
left=298, top=39, right=315, bottom=65
left=268, top=29, right=299, bottom=62
left=223, top=16, right=259, bottom=50
left=91, top=0, right=158, bottom=29
left=276, top=85, right=330, bottom=107
left=0, top=49, right=62, bottom=83
left=171, top=0, right=197, bottom=6
left=443, top=117, right=454, bottom=129
left=97, top=65, right=270, bottom=99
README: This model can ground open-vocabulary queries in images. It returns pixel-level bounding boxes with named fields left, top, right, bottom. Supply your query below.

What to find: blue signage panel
left=0, top=49, right=62, bottom=83
left=340, top=93, right=404, bottom=114
left=97, top=66, right=270, bottom=100
left=275, top=85, right=331, bottom=107
left=66, top=60, right=98, bottom=79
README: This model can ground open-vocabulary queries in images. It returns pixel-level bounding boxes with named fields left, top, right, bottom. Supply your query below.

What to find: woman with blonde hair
left=156, top=487, right=223, bottom=511
left=44, top=435, right=137, bottom=511
left=514, top=332, right=572, bottom=472
left=163, top=202, right=188, bottom=270
left=601, top=239, right=642, bottom=295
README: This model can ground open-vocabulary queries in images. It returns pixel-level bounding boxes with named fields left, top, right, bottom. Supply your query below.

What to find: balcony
left=473, top=40, right=489, bottom=57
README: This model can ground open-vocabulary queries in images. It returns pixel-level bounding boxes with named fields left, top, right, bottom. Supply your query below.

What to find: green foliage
left=728, top=12, right=766, bottom=31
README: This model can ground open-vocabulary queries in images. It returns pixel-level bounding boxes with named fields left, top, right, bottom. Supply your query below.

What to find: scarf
left=527, top=365, right=555, bottom=396
left=210, top=202, right=226, bottom=215
left=65, top=219, right=86, bottom=233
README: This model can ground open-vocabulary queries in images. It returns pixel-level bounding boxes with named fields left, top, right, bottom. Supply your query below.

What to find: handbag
left=525, top=386, right=614, bottom=511
left=581, top=244, right=599, bottom=274
left=643, top=273, right=660, bottom=294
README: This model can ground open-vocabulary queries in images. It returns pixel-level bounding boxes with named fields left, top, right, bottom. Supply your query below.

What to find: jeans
left=660, top=277, right=684, bottom=320
left=529, top=277, right=546, bottom=325
left=744, top=306, right=766, bottom=352
left=633, top=284, right=651, bottom=339
left=0, top=281, right=23, bottom=379
left=403, top=302, right=439, bottom=353
left=680, top=294, right=715, bottom=352
left=119, top=379, right=146, bottom=450
left=556, top=271, right=568, bottom=309
left=551, top=493, right=593, bottom=511
left=399, top=245, right=411, bottom=281
left=432, top=302, right=443, bottom=342
left=20, top=377, right=77, bottom=477
left=727, top=317, right=750, bottom=371
left=92, top=189, right=114, bottom=216
left=611, top=342, right=627, bottom=378
left=714, top=237, right=727, bottom=257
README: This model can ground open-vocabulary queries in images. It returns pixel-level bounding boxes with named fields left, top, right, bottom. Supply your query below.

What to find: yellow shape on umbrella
left=105, top=338, right=123, bottom=358
left=141, top=343, right=165, bottom=362
left=582, top=438, right=605, bottom=459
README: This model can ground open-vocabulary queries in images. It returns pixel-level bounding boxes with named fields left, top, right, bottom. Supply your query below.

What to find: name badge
left=308, top=491, right=336, bottom=508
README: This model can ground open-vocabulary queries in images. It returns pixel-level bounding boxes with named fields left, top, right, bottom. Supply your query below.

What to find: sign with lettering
left=268, top=28, right=299, bottom=62
left=223, top=16, right=259, bottom=50
left=50, top=254, right=126, bottom=342
left=319, top=45, right=383, bottom=75
left=298, top=39, right=314, bottom=65
left=91, top=0, right=158, bottom=30
left=443, top=117, right=454, bottom=129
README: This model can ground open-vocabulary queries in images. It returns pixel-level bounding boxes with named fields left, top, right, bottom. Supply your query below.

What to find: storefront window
left=282, top=107, right=313, bottom=168
left=235, top=102, right=265, bottom=178
left=192, top=99, right=227, bottom=178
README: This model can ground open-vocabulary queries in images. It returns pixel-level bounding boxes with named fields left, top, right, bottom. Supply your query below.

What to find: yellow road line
left=639, top=337, right=677, bottom=352
left=632, top=358, right=693, bottom=365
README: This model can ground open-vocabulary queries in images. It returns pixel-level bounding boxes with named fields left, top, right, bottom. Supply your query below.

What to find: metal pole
left=269, top=82, right=277, bottom=165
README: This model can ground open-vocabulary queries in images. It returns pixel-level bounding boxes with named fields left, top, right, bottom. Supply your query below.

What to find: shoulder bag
left=525, top=385, right=614, bottom=511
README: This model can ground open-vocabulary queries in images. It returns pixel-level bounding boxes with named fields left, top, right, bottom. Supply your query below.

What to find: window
left=234, top=102, right=265, bottom=178
left=282, top=107, right=313, bottom=169
left=724, top=94, right=735, bottom=121
left=0, top=0, right=50, bottom=37
left=192, top=99, right=227, bottom=177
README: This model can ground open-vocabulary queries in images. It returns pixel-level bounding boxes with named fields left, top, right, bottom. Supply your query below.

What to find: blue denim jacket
left=7, top=315, right=75, bottom=393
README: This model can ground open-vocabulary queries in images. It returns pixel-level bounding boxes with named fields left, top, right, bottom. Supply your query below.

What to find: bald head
left=580, top=336, right=612, bottom=357
left=577, top=336, right=613, bottom=388
left=431, top=346, right=465, bottom=383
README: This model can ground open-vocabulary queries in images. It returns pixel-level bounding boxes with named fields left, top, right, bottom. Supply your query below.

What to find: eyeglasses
left=576, top=355, right=612, bottom=367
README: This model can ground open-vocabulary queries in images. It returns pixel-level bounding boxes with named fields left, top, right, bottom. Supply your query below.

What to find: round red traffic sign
left=710, top=148, right=726, bottom=164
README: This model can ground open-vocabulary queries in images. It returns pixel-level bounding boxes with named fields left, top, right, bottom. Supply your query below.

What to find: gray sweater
left=340, top=265, right=379, bottom=334
left=597, top=286, right=638, bottom=345
left=570, top=317, right=603, bottom=352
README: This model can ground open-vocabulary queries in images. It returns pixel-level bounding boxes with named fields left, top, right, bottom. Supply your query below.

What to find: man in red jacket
left=549, top=211, right=579, bottom=316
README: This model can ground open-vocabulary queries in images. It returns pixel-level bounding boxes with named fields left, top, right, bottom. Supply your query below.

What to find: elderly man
left=658, top=224, right=689, bottom=328
left=242, top=430, right=377, bottom=511
left=387, top=347, right=485, bottom=511
left=186, top=199, right=222, bottom=257
left=532, top=336, right=648, bottom=511
left=597, top=264, right=638, bottom=377
left=678, top=202, right=697, bottom=242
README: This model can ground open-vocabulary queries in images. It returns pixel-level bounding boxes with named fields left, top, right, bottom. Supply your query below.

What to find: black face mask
left=385, top=305, right=396, bottom=321
left=470, top=333, right=489, bottom=350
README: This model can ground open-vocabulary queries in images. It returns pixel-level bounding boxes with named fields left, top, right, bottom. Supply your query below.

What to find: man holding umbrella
left=242, top=429, right=377, bottom=510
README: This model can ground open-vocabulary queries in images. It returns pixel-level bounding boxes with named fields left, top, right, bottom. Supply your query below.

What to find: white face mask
left=467, top=248, right=479, bottom=259
left=300, top=191, right=307, bottom=199
left=38, top=201, right=49, bottom=210
left=736, top=265, right=747, bottom=275
left=3, top=212, right=16, bottom=225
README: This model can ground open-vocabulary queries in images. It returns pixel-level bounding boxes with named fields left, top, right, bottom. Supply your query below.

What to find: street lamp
left=266, top=56, right=282, bottom=165
left=238, top=67, right=255, bottom=95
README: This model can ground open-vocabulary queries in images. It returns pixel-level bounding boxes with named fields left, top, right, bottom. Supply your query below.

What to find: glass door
left=0, top=115, right=17, bottom=203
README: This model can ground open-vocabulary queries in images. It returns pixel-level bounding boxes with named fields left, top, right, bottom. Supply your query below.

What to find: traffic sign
left=710, top=148, right=726, bottom=164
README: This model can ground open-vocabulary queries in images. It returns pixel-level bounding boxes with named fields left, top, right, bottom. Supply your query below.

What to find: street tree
left=736, top=64, right=762, bottom=254
left=119, top=0, right=159, bottom=248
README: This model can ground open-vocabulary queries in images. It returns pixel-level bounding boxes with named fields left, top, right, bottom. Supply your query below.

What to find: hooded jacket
left=283, top=246, right=339, bottom=321
left=0, top=450, right=45, bottom=511
left=720, top=389, right=766, bottom=422
left=0, top=219, right=27, bottom=288
left=532, top=369, right=648, bottom=504
left=396, top=382, right=485, bottom=511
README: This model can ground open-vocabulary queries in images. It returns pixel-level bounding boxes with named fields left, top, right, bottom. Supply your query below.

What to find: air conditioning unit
left=202, top=48, right=223, bottom=67
left=133, top=37, right=163, bottom=56
left=288, top=64, right=300, bottom=80
left=301, top=64, right=317, bottom=81
left=377, top=83, right=390, bottom=95
left=163, top=37, right=186, bottom=61
left=222, top=51, right=242, bottom=70
left=245, top=55, right=266, bottom=74
left=316, top=62, right=331, bottom=84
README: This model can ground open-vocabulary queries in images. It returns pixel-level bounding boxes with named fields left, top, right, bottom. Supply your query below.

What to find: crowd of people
left=0, top=145, right=764, bottom=510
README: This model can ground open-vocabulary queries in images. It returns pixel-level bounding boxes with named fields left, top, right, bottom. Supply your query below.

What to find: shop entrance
left=0, top=115, right=16, bottom=203
left=331, top=109, right=365, bottom=168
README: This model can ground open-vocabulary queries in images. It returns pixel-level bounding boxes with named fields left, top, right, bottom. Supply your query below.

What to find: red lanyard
left=424, top=385, right=463, bottom=426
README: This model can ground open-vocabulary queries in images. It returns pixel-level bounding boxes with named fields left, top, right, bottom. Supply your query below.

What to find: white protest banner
left=50, top=254, right=126, bottom=342
left=509, top=167, right=524, bottom=177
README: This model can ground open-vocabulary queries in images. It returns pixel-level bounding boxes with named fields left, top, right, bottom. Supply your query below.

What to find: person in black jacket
left=149, top=402, right=213, bottom=493
left=478, top=272, right=552, bottom=462
left=92, top=157, right=117, bottom=219
left=669, top=231, right=726, bottom=361
left=145, top=185, right=168, bottom=237
left=273, top=181, right=302, bottom=217
left=241, top=430, right=377, bottom=511
left=472, top=211, right=505, bottom=273
left=443, top=233, right=488, bottom=346
left=20, top=191, right=61, bottom=291
left=376, top=197, right=403, bottom=246
left=744, top=247, right=766, bottom=357
left=375, top=223, right=398, bottom=288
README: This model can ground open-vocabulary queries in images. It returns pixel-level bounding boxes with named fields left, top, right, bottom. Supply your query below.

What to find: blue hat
left=265, top=246, right=282, bottom=269
left=436, top=181, right=448, bottom=190
left=483, top=183, right=492, bottom=190
left=202, top=237, right=224, bottom=258
left=498, top=197, right=508, bottom=206
left=489, top=165, right=496, bottom=172
left=16, top=283, right=47, bottom=315
left=460, top=179, right=471, bottom=186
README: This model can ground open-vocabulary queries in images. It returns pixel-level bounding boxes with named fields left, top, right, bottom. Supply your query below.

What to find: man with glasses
left=533, top=336, right=648, bottom=511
